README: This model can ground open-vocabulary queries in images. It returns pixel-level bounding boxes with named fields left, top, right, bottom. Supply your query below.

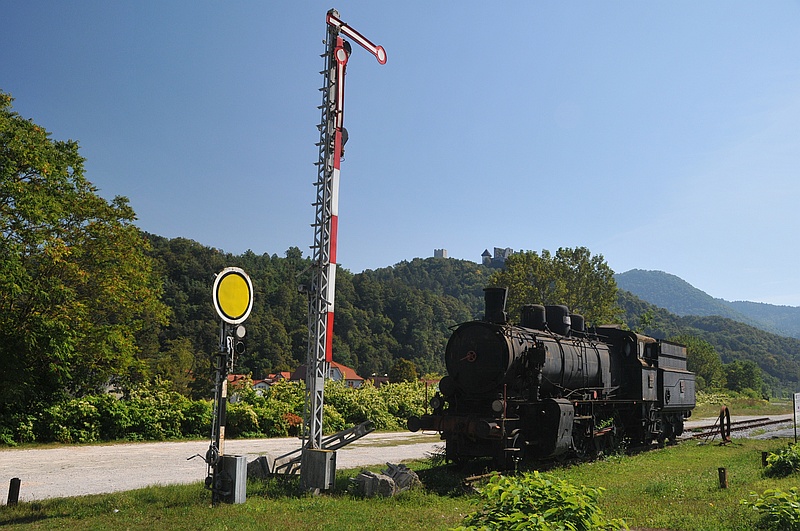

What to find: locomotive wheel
left=495, top=430, right=524, bottom=470
left=573, top=432, right=596, bottom=459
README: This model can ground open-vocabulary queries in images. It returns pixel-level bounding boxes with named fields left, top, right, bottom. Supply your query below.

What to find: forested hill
left=147, top=236, right=799, bottom=395
left=618, top=290, right=800, bottom=393
left=146, top=235, right=493, bottom=393
left=615, top=269, right=800, bottom=339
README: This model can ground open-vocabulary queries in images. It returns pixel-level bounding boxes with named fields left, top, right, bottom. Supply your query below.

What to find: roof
left=290, top=361, right=363, bottom=382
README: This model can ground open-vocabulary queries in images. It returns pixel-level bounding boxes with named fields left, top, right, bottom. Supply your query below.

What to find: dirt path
left=0, top=431, right=442, bottom=503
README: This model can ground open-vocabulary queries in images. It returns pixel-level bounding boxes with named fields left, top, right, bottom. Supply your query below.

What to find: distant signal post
left=206, top=267, right=253, bottom=505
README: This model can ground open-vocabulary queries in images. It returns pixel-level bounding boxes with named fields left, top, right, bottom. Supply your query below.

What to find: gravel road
left=0, top=431, right=442, bottom=503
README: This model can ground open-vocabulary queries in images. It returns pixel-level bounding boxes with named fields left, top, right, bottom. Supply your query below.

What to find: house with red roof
left=289, top=361, right=364, bottom=388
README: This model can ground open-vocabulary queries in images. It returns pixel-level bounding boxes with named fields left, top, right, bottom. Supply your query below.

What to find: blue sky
left=3, top=1, right=800, bottom=306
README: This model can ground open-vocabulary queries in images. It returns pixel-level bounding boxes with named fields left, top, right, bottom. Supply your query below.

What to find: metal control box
left=221, top=455, right=247, bottom=504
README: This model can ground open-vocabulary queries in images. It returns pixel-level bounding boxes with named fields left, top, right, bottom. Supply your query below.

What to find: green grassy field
left=693, top=394, right=793, bottom=419
left=2, top=436, right=798, bottom=530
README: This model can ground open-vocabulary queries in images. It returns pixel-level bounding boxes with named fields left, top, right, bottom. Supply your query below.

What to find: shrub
left=257, top=399, right=295, bottom=438
left=743, top=487, right=800, bottom=530
left=125, top=381, right=185, bottom=440
left=265, top=380, right=305, bottom=411
left=455, top=471, right=627, bottom=531
left=322, top=404, right=346, bottom=434
left=41, top=398, right=103, bottom=443
left=178, top=399, right=212, bottom=438
left=324, top=380, right=399, bottom=430
left=378, top=381, right=428, bottom=421
left=764, top=443, right=800, bottom=478
left=226, top=402, right=261, bottom=438
left=0, top=414, right=37, bottom=446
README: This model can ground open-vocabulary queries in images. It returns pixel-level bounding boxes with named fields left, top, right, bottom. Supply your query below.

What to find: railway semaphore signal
left=300, top=9, right=385, bottom=492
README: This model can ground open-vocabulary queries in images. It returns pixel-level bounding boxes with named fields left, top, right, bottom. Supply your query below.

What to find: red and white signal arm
left=212, top=267, right=254, bottom=325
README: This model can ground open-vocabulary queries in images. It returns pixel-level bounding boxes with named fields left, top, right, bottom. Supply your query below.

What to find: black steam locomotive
left=408, top=288, right=695, bottom=468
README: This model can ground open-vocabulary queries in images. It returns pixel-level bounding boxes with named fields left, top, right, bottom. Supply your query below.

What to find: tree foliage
left=725, top=359, right=764, bottom=394
left=144, top=244, right=483, bottom=384
left=0, top=92, right=168, bottom=415
left=489, top=247, right=621, bottom=325
left=671, top=335, right=725, bottom=390
left=389, top=358, right=418, bottom=383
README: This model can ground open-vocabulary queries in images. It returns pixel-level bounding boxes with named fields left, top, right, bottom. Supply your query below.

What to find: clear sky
left=3, top=1, right=800, bottom=306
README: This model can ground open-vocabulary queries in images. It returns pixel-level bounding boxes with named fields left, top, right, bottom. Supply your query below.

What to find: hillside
left=729, top=300, right=800, bottom=339
left=145, top=237, right=800, bottom=396
left=615, top=269, right=799, bottom=338
left=617, top=289, right=800, bottom=395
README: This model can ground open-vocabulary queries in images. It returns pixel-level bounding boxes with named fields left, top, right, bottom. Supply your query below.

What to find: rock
left=382, top=462, right=421, bottom=492
left=247, top=455, right=273, bottom=479
left=350, top=470, right=397, bottom=497
left=350, top=463, right=421, bottom=497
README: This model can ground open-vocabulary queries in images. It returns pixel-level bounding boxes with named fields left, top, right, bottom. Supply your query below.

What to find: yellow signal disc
left=212, top=267, right=253, bottom=324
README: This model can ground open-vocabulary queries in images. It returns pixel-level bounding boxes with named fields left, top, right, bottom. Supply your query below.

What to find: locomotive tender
left=407, top=287, right=695, bottom=468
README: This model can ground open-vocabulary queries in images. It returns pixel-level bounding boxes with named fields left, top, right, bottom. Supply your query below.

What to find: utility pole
left=301, top=9, right=385, bottom=491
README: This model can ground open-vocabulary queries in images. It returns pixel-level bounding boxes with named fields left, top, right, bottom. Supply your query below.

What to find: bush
left=226, top=402, right=262, bottom=438
left=41, top=398, right=102, bottom=444
left=455, top=471, right=627, bottom=531
left=178, top=399, right=212, bottom=438
left=379, top=381, right=428, bottom=421
left=0, top=374, right=432, bottom=446
left=0, top=413, right=37, bottom=446
left=124, top=381, right=186, bottom=440
left=324, top=380, right=399, bottom=430
left=322, top=404, right=346, bottom=434
left=764, top=443, right=800, bottom=478
left=743, top=487, right=800, bottom=530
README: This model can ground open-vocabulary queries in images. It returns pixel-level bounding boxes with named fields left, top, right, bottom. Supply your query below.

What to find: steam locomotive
left=407, top=288, right=695, bottom=468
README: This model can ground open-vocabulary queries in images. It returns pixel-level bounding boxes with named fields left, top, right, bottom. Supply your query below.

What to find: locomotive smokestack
left=483, top=287, right=508, bottom=324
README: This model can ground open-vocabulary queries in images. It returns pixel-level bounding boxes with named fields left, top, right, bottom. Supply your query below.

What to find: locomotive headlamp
left=430, top=395, right=443, bottom=410
left=491, top=399, right=505, bottom=414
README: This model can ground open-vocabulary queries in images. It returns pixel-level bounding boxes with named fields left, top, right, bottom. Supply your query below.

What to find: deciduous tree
left=0, top=92, right=169, bottom=415
left=389, top=358, right=418, bottom=383
left=490, top=246, right=620, bottom=325
left=671, top=335, right=725, bottom=390
left=725, top=359, right=764, bottom=394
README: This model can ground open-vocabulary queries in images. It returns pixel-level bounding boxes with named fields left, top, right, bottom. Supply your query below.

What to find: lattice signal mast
left=304, top=10, right=386, bottom=450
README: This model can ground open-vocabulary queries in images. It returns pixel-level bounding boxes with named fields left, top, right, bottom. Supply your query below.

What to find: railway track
left=687, top=416, right=792, bottom=441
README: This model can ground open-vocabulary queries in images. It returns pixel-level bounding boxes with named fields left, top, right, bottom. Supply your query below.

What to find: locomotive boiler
left=407, top=287, right=695, bottom=468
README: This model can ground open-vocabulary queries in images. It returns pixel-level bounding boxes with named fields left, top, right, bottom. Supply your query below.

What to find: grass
left=692, top=394, right=792, bottom=419
left=554, top=438, right=799, bottom=530
left=1, top=437, right=799, bottom=530
left=0, top=459, right=470, bottom=530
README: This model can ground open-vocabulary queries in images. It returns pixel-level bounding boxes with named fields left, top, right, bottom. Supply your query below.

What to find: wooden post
left=7, top=477, right=20, bottom=505
left=718, top=467, right=728, bottom=489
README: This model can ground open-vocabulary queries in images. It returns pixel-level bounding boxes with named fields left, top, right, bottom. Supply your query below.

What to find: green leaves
left=1, top=91, right=169, bottom=413
left=455, top=471, right=627, bottom=530
left=763, top=443, right=800, bottom=478
left=743, top=487, right=800, bottom=530
left=490, top=247, right=621, bottom=326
